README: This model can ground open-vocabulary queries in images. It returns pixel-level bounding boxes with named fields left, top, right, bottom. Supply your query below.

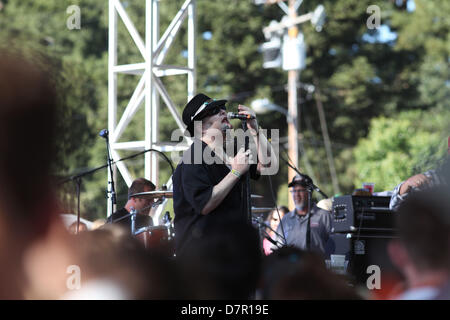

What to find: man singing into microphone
left=173, top=93, right=277, bottom=257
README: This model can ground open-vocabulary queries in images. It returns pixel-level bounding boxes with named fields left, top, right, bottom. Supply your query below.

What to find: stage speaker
left=326, top=233, right=398, bottom=285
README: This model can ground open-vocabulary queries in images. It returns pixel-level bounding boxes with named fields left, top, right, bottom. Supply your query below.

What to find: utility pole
left=258, top=0, right=326, bottom=209
left=287, top=0, right=299, bottom=210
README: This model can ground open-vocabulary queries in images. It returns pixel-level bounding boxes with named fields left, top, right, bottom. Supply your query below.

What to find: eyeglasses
left=202, top=105, right=226, bottom=118
left=290, top=189, right=308, bottom=194
left=195, top=105, right=226, bottom=121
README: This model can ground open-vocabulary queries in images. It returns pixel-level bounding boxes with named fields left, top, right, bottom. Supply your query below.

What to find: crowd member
left=388, top=187, right=450, bottom=300
left=272, top=174, right=332, bottom=255
left=263, top=206, right=288, bottom=256
left=260, top=246, right=362, bottom=299
left=25, top=224, right=185, bottom=299
left=0, top=49, right=60, bottom=299
left=173, top=93, right=276, bottom=257
left=64, top=225, right=184, bottom=299
left=68, top=221, right=88, bottom=234
left=177, top=221, right=262, bottom=299
left=106, top=178, right=156, bottom=232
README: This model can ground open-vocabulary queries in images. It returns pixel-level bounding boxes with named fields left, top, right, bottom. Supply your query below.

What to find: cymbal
left=130, top=190, right=173, bottom=199
left=251, top=194, right=263, bottom=199
left=251, top=206, right=275, bottom=213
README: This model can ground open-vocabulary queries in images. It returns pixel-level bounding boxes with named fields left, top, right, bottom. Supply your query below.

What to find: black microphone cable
left=267, top=173, right=288, bottom=246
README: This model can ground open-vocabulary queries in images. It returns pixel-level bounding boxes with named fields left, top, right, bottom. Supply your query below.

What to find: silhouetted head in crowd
left=267, top=206, right=288, bottom=233
left=178, top=221, right=262, bottom=299
left=0, top=49, right=59, bottom=298
left=24, top=223, right=186, bottom=299
left=388, top=186, right=450, bottom=294
left=261, top=246, right=362, bottom=299
left=68, top=221, right=88, bottom=234
left=66, top=224, right=185, bottom=299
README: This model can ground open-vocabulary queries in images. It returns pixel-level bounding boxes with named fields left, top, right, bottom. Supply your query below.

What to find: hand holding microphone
left=228, top=104, right=258, bottom=135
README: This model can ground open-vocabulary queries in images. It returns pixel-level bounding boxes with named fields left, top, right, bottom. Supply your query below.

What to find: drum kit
left=127, top=190, right=175, bottom=256
left=111, top=189, right=277, bottom=256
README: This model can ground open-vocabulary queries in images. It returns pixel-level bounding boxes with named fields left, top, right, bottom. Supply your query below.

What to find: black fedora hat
left=182, top=93, right=227, bottom=136
left=288, top=174, right=313, bottom=188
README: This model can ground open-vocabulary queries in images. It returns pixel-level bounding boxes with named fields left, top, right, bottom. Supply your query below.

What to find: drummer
left=106, top=178, right=156, bottom=232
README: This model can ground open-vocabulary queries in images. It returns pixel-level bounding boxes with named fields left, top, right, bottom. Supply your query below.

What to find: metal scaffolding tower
left=108, top=0, right=196, bottom=220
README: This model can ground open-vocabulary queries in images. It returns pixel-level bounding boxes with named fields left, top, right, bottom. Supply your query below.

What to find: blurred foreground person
left=65, top=225, right=183, bottom=299
left=25, top=224, right=185, bottom=299
left=177, top=221, right=262, bottom=299
left=0, top=50, right=60, bottom=299
left=68, top=221, right=88, bottom=234
left=388, top=187, right=450, bottom=300
left=261, top=246, right=362, bottom=300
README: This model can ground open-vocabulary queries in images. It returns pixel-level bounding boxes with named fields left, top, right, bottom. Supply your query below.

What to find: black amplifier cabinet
left=331, top=195, right=396, bottom=234
left=326, top=233, right=399, bottom=285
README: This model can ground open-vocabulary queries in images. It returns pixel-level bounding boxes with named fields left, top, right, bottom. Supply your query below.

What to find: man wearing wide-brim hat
left=173, top=93, right=277, bottom=257
left=272, top=174, right=332, bottom=255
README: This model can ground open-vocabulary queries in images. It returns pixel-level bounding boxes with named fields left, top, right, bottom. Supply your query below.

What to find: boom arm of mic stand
left=254, top=218, right=285, bottom=248
left=252, top=217, right=286, bottom=246
left=58, top=148, right=175, bottom=186
left=280, top=153, right=329, bottom=199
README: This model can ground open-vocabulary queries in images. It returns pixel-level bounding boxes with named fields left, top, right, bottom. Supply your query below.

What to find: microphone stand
left=75, top=177, right=81, bottom=234
left=279, top=149, right=326, bottom=251
left=306, top=185, right=313, bottom=251
left=252, top=216, right=285, bottom=249
left=130, top=207, right=137, bottom=235
left=58, top=147, right=174, bottom=187
left=241, top=119, right=252, bottom=225
left=104, top=133, right=117, bottom=216
left=280, top=152, right=329, bottom=199
left=58, top=147, right=175, bottom=226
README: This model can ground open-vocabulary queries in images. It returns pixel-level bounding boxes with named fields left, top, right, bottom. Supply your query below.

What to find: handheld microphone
left=227, top=112, right=255, bottom=120
left=99, top=129, right=109, bottom=139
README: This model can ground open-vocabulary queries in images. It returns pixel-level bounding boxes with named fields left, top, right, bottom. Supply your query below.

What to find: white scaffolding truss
left=108, top=0, right=195, bottom=221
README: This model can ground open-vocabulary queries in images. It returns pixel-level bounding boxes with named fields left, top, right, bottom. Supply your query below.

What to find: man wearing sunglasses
left=173, top=93, right=276, bottom=258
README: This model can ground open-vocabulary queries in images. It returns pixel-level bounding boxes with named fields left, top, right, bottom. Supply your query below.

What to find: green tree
left=0, top=0, right=447, bottom=219
left=352, top=108, right=450, bottom=192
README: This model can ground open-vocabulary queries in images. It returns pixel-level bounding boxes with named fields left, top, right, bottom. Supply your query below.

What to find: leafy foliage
left=0, top=0, right=448, bottom=218
left=352, top=108, right=449, bottom=191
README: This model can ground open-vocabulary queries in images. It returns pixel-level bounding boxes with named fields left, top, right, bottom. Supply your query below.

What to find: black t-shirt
left=106, top=207, right=153, bottom=233
left=173, top=139, right=259, bottom=255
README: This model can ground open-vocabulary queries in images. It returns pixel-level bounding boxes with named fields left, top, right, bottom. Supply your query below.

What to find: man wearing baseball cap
left=272, top=174, right=332, bottom=255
